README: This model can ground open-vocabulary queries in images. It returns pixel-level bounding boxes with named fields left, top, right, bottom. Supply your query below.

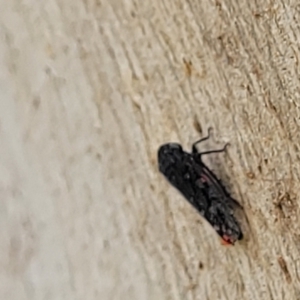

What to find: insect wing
left=159, top=154, right=208, bottom=215
left=192, top=161, right=243, bottom=244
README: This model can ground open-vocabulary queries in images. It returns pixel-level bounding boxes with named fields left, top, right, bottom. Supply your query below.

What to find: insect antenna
left=198, top=143, right=230, bottom=159
left=192, top=127, right=213, bottom=153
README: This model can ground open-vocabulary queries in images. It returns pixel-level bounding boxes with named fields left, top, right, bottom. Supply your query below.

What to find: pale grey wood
left=1, top=0, right=300, bottom=299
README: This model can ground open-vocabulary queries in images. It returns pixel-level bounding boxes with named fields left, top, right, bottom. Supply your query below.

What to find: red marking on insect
left=221, top=235, right=234, bottom=245
left=200, top=174, right=210, bottom=183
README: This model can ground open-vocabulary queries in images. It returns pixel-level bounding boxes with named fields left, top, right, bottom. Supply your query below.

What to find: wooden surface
left=2, top=0, right=300, bottom=299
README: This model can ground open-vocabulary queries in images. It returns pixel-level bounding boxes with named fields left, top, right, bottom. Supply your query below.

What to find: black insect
left=157, top=129, right=243, bottom=245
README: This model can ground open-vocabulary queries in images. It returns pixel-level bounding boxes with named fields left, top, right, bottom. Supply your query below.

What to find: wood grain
left=1, top=0, right=300, bottom=299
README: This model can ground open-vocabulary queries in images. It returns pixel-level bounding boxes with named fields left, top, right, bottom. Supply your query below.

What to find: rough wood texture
left=2, top=0, right=300, bottom=299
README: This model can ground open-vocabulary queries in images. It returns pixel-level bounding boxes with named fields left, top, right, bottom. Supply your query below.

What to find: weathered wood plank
left=1, top=0, right=300, bottom=299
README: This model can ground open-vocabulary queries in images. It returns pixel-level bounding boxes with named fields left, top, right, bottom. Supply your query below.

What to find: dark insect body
left=157, top=129, right=243, bottom=245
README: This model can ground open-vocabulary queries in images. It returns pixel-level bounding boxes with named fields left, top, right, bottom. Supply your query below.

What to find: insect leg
left=192, top=127, right=213, bottom=153
left=197, top=143, right=230, bottom=158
